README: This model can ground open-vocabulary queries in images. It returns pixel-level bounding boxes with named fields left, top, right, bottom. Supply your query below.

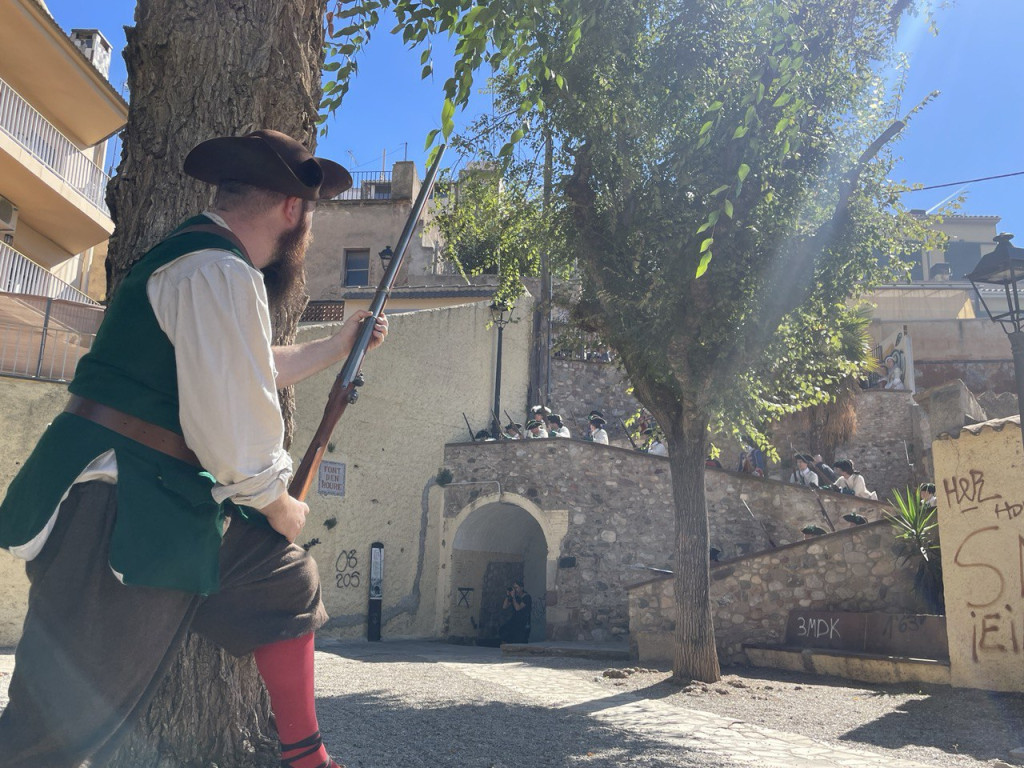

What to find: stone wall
left=629, top=521, right=930, bottom=666
left=934, top=416, right=1024, bottom=692
left=769, top=390, right=921, bottom=503
left=915, top=360, right=1017, bottom=396
left=549, top=358, right=927, bottom=504
left=442, top=439, right=891, bottom=642
left=548, top=358, right=636, bottom=447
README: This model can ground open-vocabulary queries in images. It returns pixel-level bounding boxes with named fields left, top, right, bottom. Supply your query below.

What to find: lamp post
left=967, top=233, right=1024, bottom=451
left=490, top=301, right=514, bottom=438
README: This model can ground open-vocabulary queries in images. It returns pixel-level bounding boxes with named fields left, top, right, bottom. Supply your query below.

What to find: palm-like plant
left=887, top=487, right=944, bottom=614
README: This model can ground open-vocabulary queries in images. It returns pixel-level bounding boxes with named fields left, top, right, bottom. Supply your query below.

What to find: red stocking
left=254, top=633, right=337, bottom=768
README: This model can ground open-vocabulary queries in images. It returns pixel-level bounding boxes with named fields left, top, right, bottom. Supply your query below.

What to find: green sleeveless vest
left=0, top=216, right=261, bottom=595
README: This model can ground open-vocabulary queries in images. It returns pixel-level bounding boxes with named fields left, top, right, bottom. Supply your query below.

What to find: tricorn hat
left=589, top=416, right=607, bottom=428
left=184, top=129, right=352, bottom=201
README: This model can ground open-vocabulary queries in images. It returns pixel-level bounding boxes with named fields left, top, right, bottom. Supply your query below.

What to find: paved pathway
left=326, top=641, right=943, bottom=768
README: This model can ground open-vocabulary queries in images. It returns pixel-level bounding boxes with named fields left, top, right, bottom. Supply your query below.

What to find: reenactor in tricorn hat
left=547, top=413, right=571, bottom=438
left=526, top=419, right=548, bottom=439
left=588, top=415, right=609, bottom=445
left=0, top=130, right=385, bottom=768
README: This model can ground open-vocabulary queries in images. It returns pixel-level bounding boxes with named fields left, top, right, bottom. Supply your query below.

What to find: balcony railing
left=331, top=170, right=392, bottom=201
left=0, top=240, right=99, bottom=305
left=0, top=76, right=111, bottom=215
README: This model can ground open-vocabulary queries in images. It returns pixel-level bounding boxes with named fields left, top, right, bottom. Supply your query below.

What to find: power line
left=903, top=170, right=1024, bottom=192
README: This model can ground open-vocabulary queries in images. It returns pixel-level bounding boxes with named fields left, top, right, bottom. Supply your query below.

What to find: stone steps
left=744, top=643, right=950, bottom=686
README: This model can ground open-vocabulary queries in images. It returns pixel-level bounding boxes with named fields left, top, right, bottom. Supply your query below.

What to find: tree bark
left=104, top=0, right=327, bottom=764
left=664, top=411, right=721, bottom=684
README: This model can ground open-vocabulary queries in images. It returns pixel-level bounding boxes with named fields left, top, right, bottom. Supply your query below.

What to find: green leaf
left=700, top=237, right=714, bottom=253
left=738, top=163, right=751, bottom=182
left=695, top=250, right=713, bottom=278
left=723, top=199, right=734, bottom=218
left=732, top=125, right=748, bottom=139
left=441, top=98, right=455, bottom=138
left=711, top=184, right=729, bottom=196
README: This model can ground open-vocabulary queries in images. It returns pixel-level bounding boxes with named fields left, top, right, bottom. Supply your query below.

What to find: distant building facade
left=0, top=0, right=128, bottom=303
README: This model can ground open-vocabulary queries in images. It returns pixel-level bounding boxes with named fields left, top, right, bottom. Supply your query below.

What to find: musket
left=741, top=498, right=776, bottom=548
left=289, top=145, right=447, bottom=500
left=618, top=416, right=638, bottom=450
left=490, top=408, right=509, bottom=439
left=569, top=409, right=586, bottom=440
left=463, top=412, right=477, bottom=442
left=812, top=489, right=837, bottom=532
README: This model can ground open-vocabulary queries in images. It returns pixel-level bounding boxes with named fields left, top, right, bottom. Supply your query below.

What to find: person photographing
left=498, top=579, right=532, bottom=644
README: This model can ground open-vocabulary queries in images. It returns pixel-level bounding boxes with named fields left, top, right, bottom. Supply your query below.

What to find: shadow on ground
left=314, top=690, right=731, bottom=768
left=839, top=686, right=1024, bottom=762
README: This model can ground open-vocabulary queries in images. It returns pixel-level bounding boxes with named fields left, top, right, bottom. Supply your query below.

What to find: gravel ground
left=311, top=643, right=742, bottom=768
left=3, top=642, right=1024, bottom=768
left=565, top=660, right=1024, bottom=768
left=311, top=641, right=1024, bottom=768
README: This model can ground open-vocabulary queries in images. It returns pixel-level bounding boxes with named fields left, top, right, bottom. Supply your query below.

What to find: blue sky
left=44, top=0, right=1024, bottom=238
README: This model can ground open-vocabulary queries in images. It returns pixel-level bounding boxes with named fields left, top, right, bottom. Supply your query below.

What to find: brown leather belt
left=65, top=395, right=202, bottom=467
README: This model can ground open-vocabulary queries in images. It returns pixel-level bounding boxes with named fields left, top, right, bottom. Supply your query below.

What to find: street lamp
left=967, top=232, right=1024, bottom=450
left=378, top=245, right=394, bottom=267
left=490, top=301, right=514, bottom=438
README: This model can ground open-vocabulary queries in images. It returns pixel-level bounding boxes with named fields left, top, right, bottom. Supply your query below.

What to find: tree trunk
left=665, top=412, right=721, bottom=684
left=105, top=0, right=327, bottom=764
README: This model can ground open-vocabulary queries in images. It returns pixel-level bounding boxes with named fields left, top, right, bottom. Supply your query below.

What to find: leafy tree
left=474, top=0, right=938, bottom=682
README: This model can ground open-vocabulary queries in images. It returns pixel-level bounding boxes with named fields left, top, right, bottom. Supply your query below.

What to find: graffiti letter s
left=954, top=526, right=1005, bottom=608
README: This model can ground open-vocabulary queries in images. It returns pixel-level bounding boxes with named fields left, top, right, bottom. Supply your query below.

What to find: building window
left=344, top=249, right=370, bottom=287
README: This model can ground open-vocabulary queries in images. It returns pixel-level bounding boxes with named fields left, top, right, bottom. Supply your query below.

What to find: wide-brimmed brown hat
left=183, top=129, right=352, bottom=201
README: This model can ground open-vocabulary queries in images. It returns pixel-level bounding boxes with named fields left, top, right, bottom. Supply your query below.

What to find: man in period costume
left=0, top=130, right=386, bottom=768
left=588, top=415, right=609, bottom=445
left=546, top=413, right=571, bottom=438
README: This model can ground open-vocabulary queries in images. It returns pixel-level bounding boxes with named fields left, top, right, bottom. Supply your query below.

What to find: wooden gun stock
left=288, top=145, right=446, bottom=501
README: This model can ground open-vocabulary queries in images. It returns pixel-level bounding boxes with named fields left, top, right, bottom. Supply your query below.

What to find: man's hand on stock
left=261, top=492, right=309, bottom=542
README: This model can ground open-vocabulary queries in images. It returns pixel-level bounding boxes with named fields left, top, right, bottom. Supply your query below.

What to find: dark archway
left=448, top=502, right=548, bottom=644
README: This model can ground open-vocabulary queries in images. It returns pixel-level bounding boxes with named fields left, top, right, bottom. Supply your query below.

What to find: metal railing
left=0, top=293, right=103, bottom=382
left=0, top=76, right=111, bottom=215
left=331, top=170, right=392, bottom=201
left=0, top=241, right=99, bottom=305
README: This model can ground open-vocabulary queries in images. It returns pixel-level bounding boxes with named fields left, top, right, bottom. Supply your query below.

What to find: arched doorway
left=448, top=501, right=548, bottom=644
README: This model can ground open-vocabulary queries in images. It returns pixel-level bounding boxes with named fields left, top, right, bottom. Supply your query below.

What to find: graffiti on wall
left=941, top=469, right=1024, bottom=664
left=335, top=549, right=360, bottom=589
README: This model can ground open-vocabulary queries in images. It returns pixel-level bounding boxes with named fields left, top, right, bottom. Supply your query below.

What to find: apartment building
left=0, top=0, right=128, bottom=304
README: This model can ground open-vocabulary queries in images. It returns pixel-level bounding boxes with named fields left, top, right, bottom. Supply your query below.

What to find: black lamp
left=489, top=301, right=514, bottom=438
left=967, top=233, right=1024, bottom=448
left=378, top=246, right=393, bottom=267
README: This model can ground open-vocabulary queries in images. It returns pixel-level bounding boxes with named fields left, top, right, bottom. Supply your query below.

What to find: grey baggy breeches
left=0, top=481, right=328, bottom=768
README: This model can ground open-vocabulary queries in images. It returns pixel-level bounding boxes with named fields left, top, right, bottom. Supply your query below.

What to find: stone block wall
left=549, top=358, right=926, bottom=503
left=547, top=358, right=637, bottom=447
left=629, top=521, right=930, bottom=666
left=770, top=390, right=921, bottom=503
left=442, top=439, right=893, bottom=642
